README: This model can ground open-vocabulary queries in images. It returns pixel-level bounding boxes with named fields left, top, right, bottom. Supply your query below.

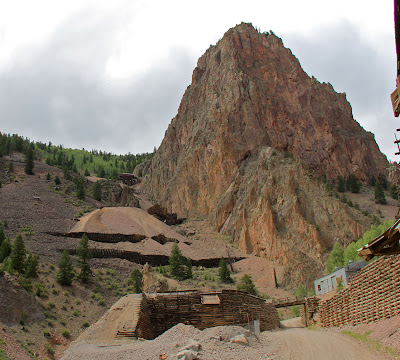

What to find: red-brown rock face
left=144, top=23, right=386, bottom=287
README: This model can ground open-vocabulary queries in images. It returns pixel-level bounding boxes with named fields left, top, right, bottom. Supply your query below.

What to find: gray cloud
left=0, top=9, right=195, bottom=154
left=282, top=21, right=398, bottom=160
left=0, top=16, right=397, bottom=162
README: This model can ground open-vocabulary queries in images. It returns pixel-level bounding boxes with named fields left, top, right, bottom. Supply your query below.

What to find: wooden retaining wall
left=144, top=290, right=280, bottom=338
left=319, top=255, right=400, bottom=327
left=300, top=296, right=320, bottom=327
left=64, top=248, right=245, bottom=268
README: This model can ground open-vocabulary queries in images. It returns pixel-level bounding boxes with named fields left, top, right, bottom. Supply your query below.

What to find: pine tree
left=8, top=161, right=13, bottom=173
left=185, top=258, right=193, bottom=279
left=375, top=181, right=387, bottom=205
left=25, top=253, right=39, bottom=278
left=390, top=184, right=398, bottom=200
left=236, top=274, right=257, bottom=295
left=348, top=174, right=360, bottom=193
left=129, top=269, right=144, bottom=293
left=337, top=175, right=346, bottom=193
left=84, top=169, right=90, bottom=176
left=169, top=243, right=191, bottom=280
left=77, top=234, right=92, bottom=282
left=24, top=147, right=34, bottom=175
left=0, top=225, right=4, bottom=248
left=218, top=257, right=232, bottom=283
left=76, top=177, right=85, bottom=200
left=78, top=262, right=92, bottom=283
left=10, top=234, right=26, bottom=273
left=92, top=181, right=101, bottom=201
left=0, top=237, right=11, bottom=262
left=57, top=250, right=74, bottom=286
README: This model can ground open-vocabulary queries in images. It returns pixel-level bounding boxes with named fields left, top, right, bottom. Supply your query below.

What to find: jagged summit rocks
left=144, top=23, right=387, bottom=287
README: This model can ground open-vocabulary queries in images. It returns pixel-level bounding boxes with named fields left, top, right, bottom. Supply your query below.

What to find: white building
left=314, top=260, right=367, bottom=295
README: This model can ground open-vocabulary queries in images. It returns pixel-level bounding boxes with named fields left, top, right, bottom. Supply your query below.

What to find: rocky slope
left=144, top=23, right=387, bottom=287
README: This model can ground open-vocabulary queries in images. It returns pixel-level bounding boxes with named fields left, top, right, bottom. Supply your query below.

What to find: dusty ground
left=270, top=327, right=394, bottom=360
left=62, top=321, right=398, bottom=360
left=71, top=207, right=186, bottom=239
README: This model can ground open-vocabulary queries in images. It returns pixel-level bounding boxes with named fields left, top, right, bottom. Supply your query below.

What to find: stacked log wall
left=64, top=248, right=244, bottom=267
left=145, top=290, right=280, bottom=338
left=301, top=296, right=320, bottom=327
left=320, top=255, right=400, bottom=327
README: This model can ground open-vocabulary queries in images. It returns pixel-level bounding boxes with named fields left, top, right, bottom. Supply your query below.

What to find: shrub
left=81, top=320, right=90, bottom=328
left=236, top=274, right=257, bottom=295
left=45, top=342, right=54, bottom=355
left=35, top=284, right=48, bottom=298
left=54, top=176, right=61, bottom=185
left=61, top=328, right=71, bottom=338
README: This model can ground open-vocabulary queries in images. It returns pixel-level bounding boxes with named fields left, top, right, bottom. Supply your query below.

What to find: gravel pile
left=62, top=323, right=280, bottom=360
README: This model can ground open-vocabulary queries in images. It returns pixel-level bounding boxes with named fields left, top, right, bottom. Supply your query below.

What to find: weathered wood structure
left=319, top=255, right=400, bottom=327
left=63, top=247, right=245, bottom=268
left=358, top=219, right=400, bottom=260
left=115, top=290, right=280, bottom=339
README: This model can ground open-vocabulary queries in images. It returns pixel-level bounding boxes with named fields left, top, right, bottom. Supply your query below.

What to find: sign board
left=201, top=294, right=221, bottom=305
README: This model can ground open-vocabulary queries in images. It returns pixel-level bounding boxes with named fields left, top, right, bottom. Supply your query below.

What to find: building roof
left=358, top=219, right=400, bottom=261
left=314, top=260, right=367, bottom=283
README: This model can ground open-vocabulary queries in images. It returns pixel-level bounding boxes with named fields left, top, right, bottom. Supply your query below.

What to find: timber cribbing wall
left=142, top=290, right=280, bottom=338
left=301, top=297, right=320, bottom=327
left=320, top=255, right=400, bottom=327
left=65, top=248, right=244, bottom=267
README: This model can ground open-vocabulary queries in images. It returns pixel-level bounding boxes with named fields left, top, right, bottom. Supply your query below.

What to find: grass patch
left=342, top=330, right=399, bottom=357
left=0, top=348, right=11, bottom=360
left=307, top=324, right=318, bottom=331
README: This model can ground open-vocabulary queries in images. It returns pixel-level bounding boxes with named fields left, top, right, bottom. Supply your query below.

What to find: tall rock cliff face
left=144, top=23, right=386, bottom=287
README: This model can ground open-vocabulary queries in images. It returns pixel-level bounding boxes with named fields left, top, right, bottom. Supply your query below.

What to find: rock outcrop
left=144, top=23, right=387, bottom=287
left=92, top=180, right=139, bottom=207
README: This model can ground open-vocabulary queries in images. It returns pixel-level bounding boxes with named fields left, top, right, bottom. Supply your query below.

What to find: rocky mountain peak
left=143, top=23, right=388, bottom=287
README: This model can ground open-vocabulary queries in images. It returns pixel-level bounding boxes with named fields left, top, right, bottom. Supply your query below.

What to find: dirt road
left=267, top=319, right=393, bottom=360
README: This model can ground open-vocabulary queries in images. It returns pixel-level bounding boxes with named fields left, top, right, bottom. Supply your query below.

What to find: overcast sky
left=0, top=0, right=397, bottom=160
